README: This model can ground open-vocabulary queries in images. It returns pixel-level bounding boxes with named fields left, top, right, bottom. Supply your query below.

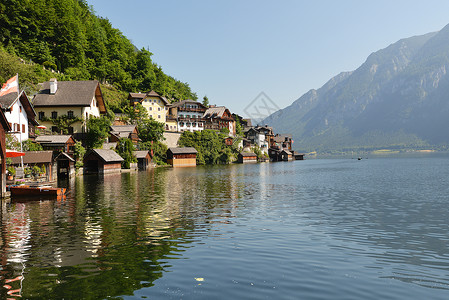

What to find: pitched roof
left=281, top=150, right=292, bottom=155
left=35, top=135, right=73, bottom=144
left=168, top=147, right=198, bottom=154
left=203, top=106, right=229, bottom=118
left=239, top=152, right=257, bottom=157
left=87, top=149, right=124, bottom=162
left=0, top=91, right=38, bottom=125
left=33, top=80, right=106, bottom=113
left=55, top=152, right=75, bottom=162
left=0, top=92, right=18, bottom=108
left=134, top=150, right=150, bottom=159
left=128, top=92, right=146, bottom=99
left=11, top=151, right=53, bottom=164
left=129, top=90, right=169, bottom=105
left=170, top=99, right=206, bottom=109
left=110, top=125, right=136, bottom=133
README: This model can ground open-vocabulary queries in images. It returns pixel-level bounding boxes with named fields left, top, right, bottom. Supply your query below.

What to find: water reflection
left=0, top=159, right=448, bottom=298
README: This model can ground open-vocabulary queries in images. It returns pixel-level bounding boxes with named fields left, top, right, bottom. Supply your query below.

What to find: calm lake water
left=2, top=155, right=449, bottom=299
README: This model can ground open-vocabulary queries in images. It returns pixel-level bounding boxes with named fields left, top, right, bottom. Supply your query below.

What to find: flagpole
left=17, top=73, right=23, bottom=169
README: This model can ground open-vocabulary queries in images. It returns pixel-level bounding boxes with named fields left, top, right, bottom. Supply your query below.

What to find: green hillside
left=0, top=0, right=197, bottom=104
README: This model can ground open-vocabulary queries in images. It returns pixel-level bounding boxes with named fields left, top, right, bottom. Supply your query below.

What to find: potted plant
left=32, top=165, right=41, bottom=178
left=24, top=167, right=32, bottom=178
left=7, top=166, right=15, bottom=180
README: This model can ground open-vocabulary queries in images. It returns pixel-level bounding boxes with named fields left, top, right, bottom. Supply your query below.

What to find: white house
left=0, top=91, right=38, bottom=142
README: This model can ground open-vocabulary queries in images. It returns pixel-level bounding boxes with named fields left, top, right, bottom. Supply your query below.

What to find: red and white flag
left=0, top=75, right=19, bottom=97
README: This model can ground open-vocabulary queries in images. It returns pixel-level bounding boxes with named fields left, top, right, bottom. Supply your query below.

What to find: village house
left=237, top=152, right=258, bottom=163
left=245, top=125, right=274, bottom=154
left=166, top=147, right=197, bottom=167
left=129, top=90, right=170, bottom=127
left=134, top=150, right=151, bottom=170
left=83, top=149, right=124, bottom=174
left=167, top=100, right=206, bottom=132
left=271, top=134, right=293, bottom=151
left=0, top=109, right=11, bottom=197
left=11, top=151, right=55, bottom=181
left=203, top=106, right=236, bottom=136
left=33, top=79, right=107, bottom=135
left=109, top=125, right=139, bottom=145
left=35, top=135, right=76, bottom=157
left=0, top=91, right=39, bottom=142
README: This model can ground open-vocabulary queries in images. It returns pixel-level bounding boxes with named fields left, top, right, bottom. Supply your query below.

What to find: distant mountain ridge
left=263, top=24, right=449, bottom=152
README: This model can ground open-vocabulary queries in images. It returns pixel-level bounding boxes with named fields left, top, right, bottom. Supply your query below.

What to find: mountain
left=263, top=24, right=449, bottom=153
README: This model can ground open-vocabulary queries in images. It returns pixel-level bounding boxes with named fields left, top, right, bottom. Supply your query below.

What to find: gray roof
left=11, top=151, right=53, bottom=164
left=134, top=150, right=150, bottom=159
left=168, top=147, right=198, bottom=154
left=36, top=135, right=73, bottom=144
left=239, top=152, right=257, bottom=157
left=33, top=80, right=104, bottom=109
left=88, top=149, right=124, bottom=162
left=281, top=150, right=292, bottom=155
left=0, top=92, right=18, bottom=108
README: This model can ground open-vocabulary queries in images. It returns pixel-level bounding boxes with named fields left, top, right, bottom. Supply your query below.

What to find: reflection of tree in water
left=0, top=166, right=246, bottom=299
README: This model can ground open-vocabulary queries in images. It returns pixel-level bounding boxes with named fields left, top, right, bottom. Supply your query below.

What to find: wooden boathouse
left=237, top=152, right=258, bottom=163
left=167, top=147, right=197, bottom=167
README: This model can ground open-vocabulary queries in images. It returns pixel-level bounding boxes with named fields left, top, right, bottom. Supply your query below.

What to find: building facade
left=168, top=100, right=206, bottom=132
left=33, top=79, right=107, bottom=134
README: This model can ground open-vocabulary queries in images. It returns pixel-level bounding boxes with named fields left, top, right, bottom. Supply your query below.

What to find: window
left=51, top=111, right=58, bottom=119
left=158, top=107, right=161, bottom=111
left=68, top=127, right=74, bottom=134
left=67, top=111, right=74, bottom=118
left=186, top=123, right=191, bottom=127
left=38, top=112, right=45, bottom=120
left=192, top=123, right=197, bottom=127
left=149, top=107, right=152, bottom=111
left=51, top=126, right=58, bottom=133
left=158, top=115, right=161, bottom=119
left=22, top=124, right=25, bottom=133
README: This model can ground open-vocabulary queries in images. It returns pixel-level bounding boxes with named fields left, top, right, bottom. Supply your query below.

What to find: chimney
left=49, top=78, right=58, bottom=94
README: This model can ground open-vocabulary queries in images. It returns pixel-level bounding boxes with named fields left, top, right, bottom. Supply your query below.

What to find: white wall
left=4, top=100, right=29, bottom=142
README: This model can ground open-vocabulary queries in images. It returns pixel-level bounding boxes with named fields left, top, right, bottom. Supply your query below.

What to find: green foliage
left=0, top=0, right=197, bottom=101
left=42, top=115, right=82, bottom=134
left=202, top=95, right=209, bottom=107
left=123, top=103, right=149, bottom=124
left=137, top=118, right=165, bottom=143
left=7, top=165, right=15, bottom=176
left=22, top=139, right=43, bottom=151
left=6, top=134, right=20, bottom=150
left=74, top=141, right=86, bottom=167
left=139, top=141, right=167, bottom=165
left=116, top=138, right=136, bottom=169
left=85, top=116, right=111, bottom=149
left=178, top=130, right=238, bottom=165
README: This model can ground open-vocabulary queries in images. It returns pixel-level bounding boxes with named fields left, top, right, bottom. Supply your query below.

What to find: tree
left=22, top=140, right=43, bottom=151
left=74, top=141, right=86, bottom=168
left=202, top=95, right=209, bottom=107
left=116, top=138, right=136, bottom=169
left=137, top=118, right=165, bottom=143
left=85, top=116, right=111, bottom=149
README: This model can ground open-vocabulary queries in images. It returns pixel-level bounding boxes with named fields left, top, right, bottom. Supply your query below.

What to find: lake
left=1, top=155, right=449, bottom=299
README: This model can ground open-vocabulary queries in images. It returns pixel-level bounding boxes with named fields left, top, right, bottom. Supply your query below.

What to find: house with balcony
left=0, top=91, right=39, bottom=142
left=203, top=106, right=236, bottom=136
left=33, top=79, right=107, bottom=135
left=168, top=100, right=207, bottom=132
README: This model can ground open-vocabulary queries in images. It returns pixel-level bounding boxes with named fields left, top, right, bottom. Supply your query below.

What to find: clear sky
left=87, top=0, right=449, bottom=117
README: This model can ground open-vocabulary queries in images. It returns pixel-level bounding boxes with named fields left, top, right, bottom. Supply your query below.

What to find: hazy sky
left=87, top=0, right=449, bottom=117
